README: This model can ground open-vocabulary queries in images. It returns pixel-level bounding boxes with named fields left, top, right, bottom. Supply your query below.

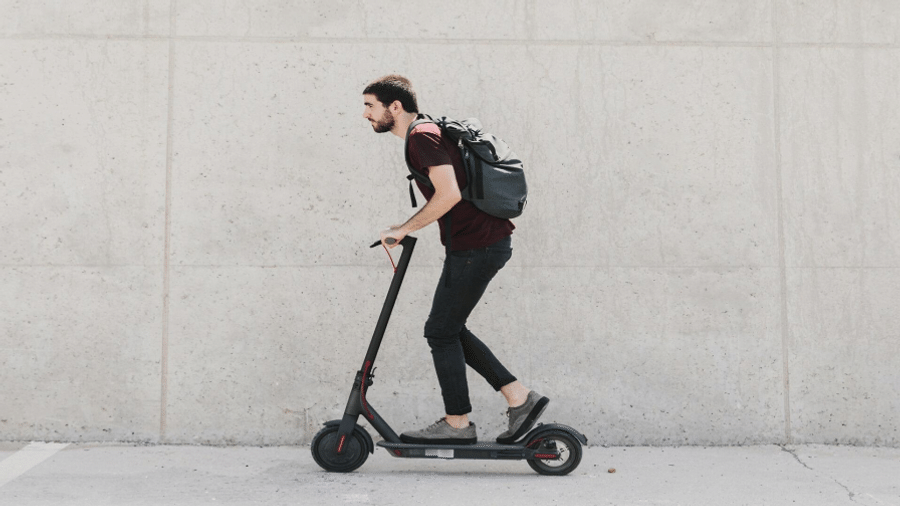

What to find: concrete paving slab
left=0, top=443, right=898, bottom=506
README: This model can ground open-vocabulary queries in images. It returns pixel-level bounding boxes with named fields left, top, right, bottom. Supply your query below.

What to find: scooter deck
left=377, top=440, right=557, bottom=461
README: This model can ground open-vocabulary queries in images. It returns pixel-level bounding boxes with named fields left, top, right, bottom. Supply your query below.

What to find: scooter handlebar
left=369, top=238, right=396, bottom=248
left=369, top=236, right=415, bottom=248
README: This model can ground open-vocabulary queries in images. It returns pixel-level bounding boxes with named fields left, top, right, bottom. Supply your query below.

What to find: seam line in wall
left=1, top=33, right=898, bottom=50
left=159, top=0, right=177, bottom=444
left=772, top=0, right=792, bottom=445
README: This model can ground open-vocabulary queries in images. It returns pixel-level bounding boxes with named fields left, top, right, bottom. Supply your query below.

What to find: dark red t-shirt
left=406, top=121, right=514, bottom=251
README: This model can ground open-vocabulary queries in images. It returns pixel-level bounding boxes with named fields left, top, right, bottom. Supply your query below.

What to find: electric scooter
left=311, top=236, right=587, bottom=476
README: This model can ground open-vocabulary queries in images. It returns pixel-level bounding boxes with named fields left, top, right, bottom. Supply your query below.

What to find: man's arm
left=381, top=164, right=461, bottom=247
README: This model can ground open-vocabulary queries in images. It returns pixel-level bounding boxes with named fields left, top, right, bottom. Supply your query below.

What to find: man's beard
left=371, top=109, right=395, bottom=133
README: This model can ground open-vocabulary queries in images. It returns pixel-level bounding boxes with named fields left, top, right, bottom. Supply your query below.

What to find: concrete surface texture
left=1, top=442, right=899, bottom=505
left=1, top=2, right=898, bottom=447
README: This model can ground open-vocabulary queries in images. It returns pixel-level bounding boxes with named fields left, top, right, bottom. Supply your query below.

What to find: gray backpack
left=404, top=114, right=527, bottom=219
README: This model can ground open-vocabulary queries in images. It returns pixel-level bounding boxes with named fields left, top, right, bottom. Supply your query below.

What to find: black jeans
left=424, top=235, right=517, bottom=415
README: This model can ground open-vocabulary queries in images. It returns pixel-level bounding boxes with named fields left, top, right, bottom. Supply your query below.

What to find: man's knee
left=424, top=322, right=460, bottom=349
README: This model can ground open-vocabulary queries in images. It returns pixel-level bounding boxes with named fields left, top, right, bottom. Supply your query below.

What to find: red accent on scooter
left=337, top=435, right=346, bottom=453
left=534, top=453, right=559, bottom=459
left=361, top=360, right=374, bottom=420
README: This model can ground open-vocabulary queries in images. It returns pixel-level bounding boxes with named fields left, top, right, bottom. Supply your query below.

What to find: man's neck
left=391, top=111, right=420, bottom=139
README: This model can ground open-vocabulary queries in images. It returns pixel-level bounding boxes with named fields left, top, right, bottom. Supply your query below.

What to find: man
left=362, top=75, right=548, bottom=445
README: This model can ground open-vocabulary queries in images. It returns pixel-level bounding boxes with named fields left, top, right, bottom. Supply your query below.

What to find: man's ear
left=389, top=100, right=404, bottom=113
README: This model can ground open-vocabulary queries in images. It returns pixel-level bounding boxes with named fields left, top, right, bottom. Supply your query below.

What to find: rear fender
left=522, top=423, right=588, bottom=446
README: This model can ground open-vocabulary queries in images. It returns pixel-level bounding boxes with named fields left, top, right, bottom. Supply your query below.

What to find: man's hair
left=363, top=75, right=419, bottom=113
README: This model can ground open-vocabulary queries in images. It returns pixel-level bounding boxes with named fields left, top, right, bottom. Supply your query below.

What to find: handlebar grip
left=369, top=237, right=398, bottom=248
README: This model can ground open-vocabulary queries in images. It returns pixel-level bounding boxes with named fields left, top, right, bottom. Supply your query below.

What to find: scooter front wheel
left=311, top=425, right=369, bottom=473
left=526, top=429, right=583, bottom=476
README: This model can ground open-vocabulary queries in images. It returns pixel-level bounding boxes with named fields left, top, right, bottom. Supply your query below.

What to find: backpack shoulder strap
left=403, top=114, right=437, bottom=208
left=403, top=114, right=455, bottom=275
left=403, top=114, right=435, bottom=207
left=404, top=113, right=436, bottom=183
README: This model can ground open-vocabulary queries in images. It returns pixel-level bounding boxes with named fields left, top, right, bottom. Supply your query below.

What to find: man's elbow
left=435, top=188, right=462, bottom=207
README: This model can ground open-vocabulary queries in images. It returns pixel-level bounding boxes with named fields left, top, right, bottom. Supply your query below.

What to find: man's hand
left=380, top=225, right=406, bottom=249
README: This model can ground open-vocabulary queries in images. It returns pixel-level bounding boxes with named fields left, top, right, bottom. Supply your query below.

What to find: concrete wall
left=1, top=1, right=898, bottom=447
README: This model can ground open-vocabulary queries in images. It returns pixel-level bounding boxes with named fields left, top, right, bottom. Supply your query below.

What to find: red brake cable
left=381, top=242, right=397, bottom=273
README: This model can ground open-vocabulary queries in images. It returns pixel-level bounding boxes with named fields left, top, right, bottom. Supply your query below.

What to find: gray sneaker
left=496, top=391, right=549, bottom=444
left=400, top=418, right=477, bottom=445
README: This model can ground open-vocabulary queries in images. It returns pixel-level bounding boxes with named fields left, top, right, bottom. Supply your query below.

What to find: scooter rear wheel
left=311, top=425, right=369, bottom=473
left=526, top=430, right=583, bottom=476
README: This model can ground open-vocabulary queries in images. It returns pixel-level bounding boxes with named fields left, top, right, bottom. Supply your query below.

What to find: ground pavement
left=1, top=441, right=898, bottom=505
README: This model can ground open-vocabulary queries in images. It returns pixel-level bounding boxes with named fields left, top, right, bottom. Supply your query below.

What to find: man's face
left=363, top=94, right=395, bottom=133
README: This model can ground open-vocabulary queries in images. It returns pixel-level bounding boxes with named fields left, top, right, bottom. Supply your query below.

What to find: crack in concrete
left=780, top=446, right=858, bottom=503
left=780, top=445, right=812, bottom=471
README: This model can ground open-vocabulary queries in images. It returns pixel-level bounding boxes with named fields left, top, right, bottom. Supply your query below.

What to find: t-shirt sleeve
left=407, top=128, right=453, bottom=176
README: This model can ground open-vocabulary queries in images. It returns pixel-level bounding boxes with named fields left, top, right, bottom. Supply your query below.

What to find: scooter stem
left=335, top=236, right=417, bottom=453
left=362, top=235, right=417, bottom=367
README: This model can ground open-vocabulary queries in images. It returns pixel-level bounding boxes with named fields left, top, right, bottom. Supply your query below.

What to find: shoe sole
left=400, top=434, right=477, bottom=445
left=496, top=396, right=549, bottom=444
